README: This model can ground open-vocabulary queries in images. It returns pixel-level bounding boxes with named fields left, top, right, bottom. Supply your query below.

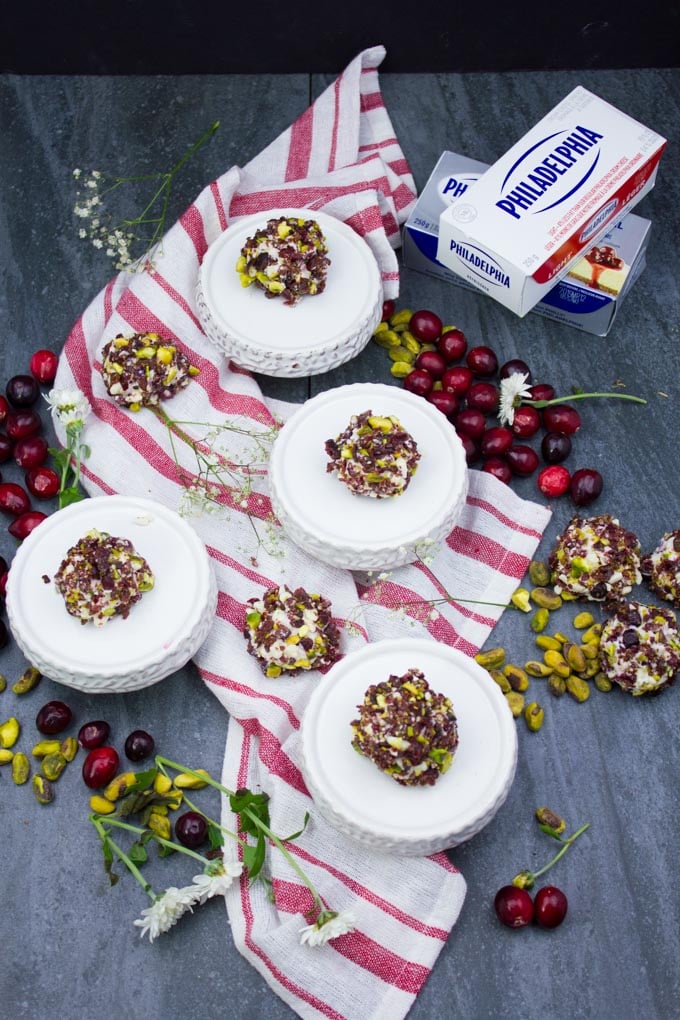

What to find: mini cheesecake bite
left=599, top=600, right=680, bottom=696
left=100, top=332, right=199, bottom=410
left=325, top=409, right=421, bottom=498
left=549, top=514, right=642, bottom=604
left=53, top=528, right=154, bottom=626
left=243, top=584, right=340, bottom=678
left=351, top=668, right=459, bottom=787
left=235, top=215, right=330, bottom=306
left=641, top=531, right=680, bottom=609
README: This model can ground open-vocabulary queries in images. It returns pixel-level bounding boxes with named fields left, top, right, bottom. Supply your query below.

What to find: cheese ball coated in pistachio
left=243, top=584, right=340, bottom=678
left=236, top=216, right=330, bottom=306
left=641, top=531, right=680, bottom=608
left=325, top=409, right=421, bottom=498
left=100, top=332, right=199, bottom=410
left=599, top=600, right=680, bottom=695
left=53, top=528, right=154, bottom=627
left=549, top=514, right=642, bottom=604
left=351, top=668, right=459, bottom=787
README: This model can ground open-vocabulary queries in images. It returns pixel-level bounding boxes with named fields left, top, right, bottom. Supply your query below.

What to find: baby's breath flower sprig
left=73, top=121, right=219, bottom=272
left=498, top=371, right=647, bottom=427
left=90, top=757, right=356, bottom=946
left=44, top=387, right=92, bottom=509
left=151, top=404, right=283, bottom=562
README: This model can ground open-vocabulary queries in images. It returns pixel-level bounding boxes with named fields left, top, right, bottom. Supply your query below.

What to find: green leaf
left=208, top=822, right=224, bottom=851
left=242, top=837, right=266, bottom=881
left=229, top=789, right=270, bottom=837
left=59, top=486, right=85, bottom=509
left=101, top=839, right=119, bottom=887
left=79, top=443, right=92, bottom=459
left=281, top=811, right=310, bottom=843
left=129, top=840, right=149, bottom=866
left=127, top=768, right=159, bottom=793
left=157, top=842, right=177, bottom=859
left=48, top=447, right=69, bottom=471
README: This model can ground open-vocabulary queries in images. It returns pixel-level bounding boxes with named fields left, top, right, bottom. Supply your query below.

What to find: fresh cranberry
left=82, top=746, right=120, bottom=789
left=8, top=510, right=47, bottom=540
left=466, top=345, right=499, bottom=377
left=528, top=383, right=556, bottom=402
left=534, top=885, right=568, bottom=929
left=437, top=328, right=467, bottom=364
left=5, top=409, right=41, bottom=440
left=175, top=811, right=209, bottom=849
left=494, top=885, right=534, bottom=928
left=36, top=700, right=73, bottom=735
left=541, top=432, right=572, bottom=464
left=542, top=404, right=582, bottom=435
left=13, top=435, right=48, bottom=469
left=455, top=408, right=487, bottom=440
left=459, top=433, right=480, bottom=464
left=466, top=382, right=499, bottom=415
left=482, top=458, right=512, bottom=484
left=427, top=390, right=459, bottom=417
left=500, top=359, right=532, bottom=382
left=537, top=465, right=571, bottom=498
left=29, top=349, right=60, bottom=385
left=78, top=721, right=111, bottom=749
left=25, top=466, right=60, bottom=499
left=415, top=350, right=447, bottom=379
left=441, top=365, right=473, bottom=395
left=0, top=570, right=8, bottom=599
left=0, top=395, right=9, bottom=424
left=0, top=482, right=31, bottom=516
left=0, top=435, right=12, bottom=463
left=570, top=468, right=603, bottom=506
left=480, top=426, right=513, bottom=458
left=124, top=729, right=155, bottom=762
left=506, top=445, right=540, bottom=476
left=6, top=374, right=40, bottom=407
left=403, top=368, right=434, bottom=397
left=409, top=309, right=443, bottom=343
left=381, top=299, right=395, bottom=321
left=511, top=405, right=541, bottom=438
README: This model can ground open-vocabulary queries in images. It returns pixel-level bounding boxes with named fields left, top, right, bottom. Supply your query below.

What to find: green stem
left=95, top=814, right=210, bottom=866
left=532, top=822, right=590, bottom=881
left=526, top=392, right=646, bottom=409
left=91, top=815, right=156, bottom=899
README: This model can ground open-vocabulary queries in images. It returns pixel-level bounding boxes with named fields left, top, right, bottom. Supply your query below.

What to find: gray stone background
left=1, top=67, right=679, bottom=1019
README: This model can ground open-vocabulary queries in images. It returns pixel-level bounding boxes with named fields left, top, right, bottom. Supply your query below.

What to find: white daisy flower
left=133, top=886, right=196, bottom=942
left=299, top=909, right=356, bottom=947
left=44, top=388, right=92, bottom=427
left=498, top=372, right=532, bottom=426
left=191, top=860, right=244, bottom=904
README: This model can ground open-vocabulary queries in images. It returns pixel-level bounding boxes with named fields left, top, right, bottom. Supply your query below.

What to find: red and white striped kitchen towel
left=55, top=45, right=552, bottom=1020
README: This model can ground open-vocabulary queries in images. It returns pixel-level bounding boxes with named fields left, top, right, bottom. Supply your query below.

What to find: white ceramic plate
left=6, top=496, right=217, bottom=693
left=196, top=207, right=384, bottom=376
left=269, top=382, right=469, bottom=569
left=300, top=638, right=518, bottom=855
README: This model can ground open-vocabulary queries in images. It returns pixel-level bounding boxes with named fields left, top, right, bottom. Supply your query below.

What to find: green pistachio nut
left=524, top=701, right=544, bottom=732
left=12, top=752, right=30, bottom=785
left=528, top=561, right=551, bottom=587
left=12, top=667, right=42, bottom=694
left=531, top=587, right=563, bottom=611
left=32, top=775, right=54, bottom=805
left=0, top=717, right=20, bottom=749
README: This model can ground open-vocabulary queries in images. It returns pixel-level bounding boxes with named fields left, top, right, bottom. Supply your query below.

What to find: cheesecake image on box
left=567, top=243, right=629, bottom=295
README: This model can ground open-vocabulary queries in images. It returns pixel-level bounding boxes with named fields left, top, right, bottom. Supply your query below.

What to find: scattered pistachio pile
left=474, top=559, right=607, bottom=732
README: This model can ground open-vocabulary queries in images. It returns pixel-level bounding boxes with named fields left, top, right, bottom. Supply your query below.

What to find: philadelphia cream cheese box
left=435, top=86, right=665, bottom=317
left=403, top=151, right=652, bottom=336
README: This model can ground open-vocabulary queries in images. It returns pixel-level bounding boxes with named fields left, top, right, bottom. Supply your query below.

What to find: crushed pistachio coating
left=641, top=531, right=680, bottom=609
left=549, top=514, right=642, bottom=603
left=351, top=667, right=459, bottom=787
left=243, top=584, right=340, bottom=678
left=325, top=409, right=421, bottom=499
left=53, top=528, right=154, bottom=627
left=599, top=600, right=680, bottom=696
left=100, top=332, right=199, bottom=410
left=236, top=216, right=330, bottom=306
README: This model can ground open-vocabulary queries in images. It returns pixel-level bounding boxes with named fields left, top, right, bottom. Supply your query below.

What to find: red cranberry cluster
left=0, top=350, right=60, bottom=649
left=382, top=303, right=602, bottom=505
left=494, top=884, right=568, bottom=930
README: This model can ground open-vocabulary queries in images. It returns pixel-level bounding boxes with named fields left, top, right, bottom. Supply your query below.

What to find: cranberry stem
left=526, top=392, right=646, bottom=409
left=513, top=821, right=590, bottom=889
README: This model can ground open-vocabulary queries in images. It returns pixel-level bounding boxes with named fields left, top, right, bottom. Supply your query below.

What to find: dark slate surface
left=1, top=69, right=679, bottom=1020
